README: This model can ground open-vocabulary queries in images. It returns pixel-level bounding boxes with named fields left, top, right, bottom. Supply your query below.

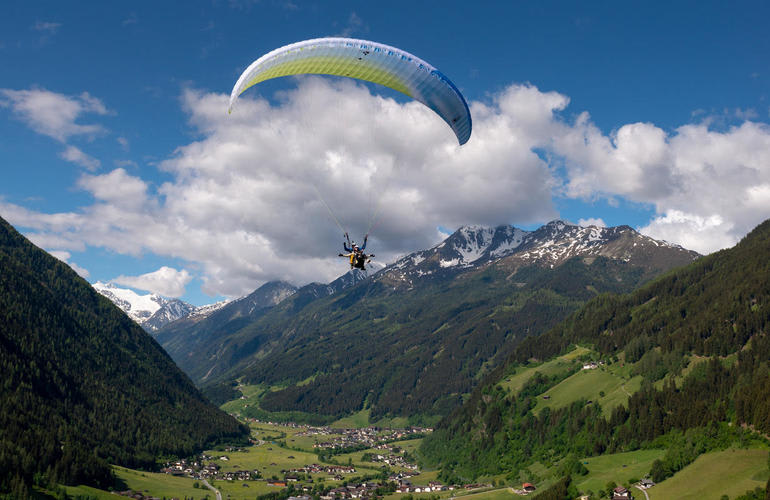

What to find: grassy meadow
left=531, top=367, right=643, bottom=418
left=574, top=449, right=665, bottom=493
left=497, top=346, right=592, bottom=394
left=647, top=449, right=769, bottom=500
left=496, top=345, right=642, bottom=418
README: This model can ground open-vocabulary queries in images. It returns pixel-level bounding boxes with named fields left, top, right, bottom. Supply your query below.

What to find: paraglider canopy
left=229, top=37, right=472, bottom=145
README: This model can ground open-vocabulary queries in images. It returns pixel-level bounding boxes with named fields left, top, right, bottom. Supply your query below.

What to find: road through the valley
left=202, top=479, right=222, bottom=500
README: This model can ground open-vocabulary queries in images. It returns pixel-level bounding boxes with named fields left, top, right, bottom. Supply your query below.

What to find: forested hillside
left=0, top=217, right=248, bottom=497
left=249, top=257, right=658, bottom=420
left=154, top=222, right=697, bottom=423
left=421, top=219, right=770, bottom=484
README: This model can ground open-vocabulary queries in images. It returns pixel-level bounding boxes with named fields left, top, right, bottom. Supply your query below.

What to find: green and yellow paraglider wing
left=228, top=37, right=472, bottom=145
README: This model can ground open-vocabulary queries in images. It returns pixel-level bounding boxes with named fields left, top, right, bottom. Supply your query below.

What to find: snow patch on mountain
left=375, top=220, right=699, bottom=288
left=189, top=300, right=230, bottom=318
left=93, top=281, right=164, bottom=323
left=455, top=226, right=495, bottom=264
left=93, top=281, right=230, bottom=332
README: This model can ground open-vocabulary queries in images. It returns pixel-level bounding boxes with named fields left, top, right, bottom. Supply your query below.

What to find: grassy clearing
left=374, top=416, right=412, bottom=428
left=332, top=408, right=372, bottom=428
left=575, top=449, right=665, bottom=493
left=221, top=384, right=335, bottom=425
left=531, top=366, right=642, bottom=417
left=220, top=383, right=266, bottom=415
left=60, top=484, right=117, bottom=499
left=647, top=449, right=769, bottom=500
left=112, top=465, right=204, bottom=497
left=210, top=441, right=320, bottom=480
left=210, top=477, right=276, bottom=499
left=498, top=346, right=593, bottom=395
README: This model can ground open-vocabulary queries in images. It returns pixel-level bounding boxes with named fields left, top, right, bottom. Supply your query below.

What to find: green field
left=115, top=466, right=204, bottom=497
left=220, top=383, right=266, bottom=416
left=382, top=485, right=522, bottom=500
left=497, top=346, right=592, bottom=395
left=574, top=449, right=665, bottom=493
left=61, top=484, right=118, bottom=499
left=210, top=441, right=320, bottom=479
left=209, top=477, right=277, bottom=499
left=647, top=449, right=769, bottom=500
left=61, top=468, right=216, bottom=499
left=331, top=408, right=373, bottom=428
left=531, top=366, right=643, bottom=417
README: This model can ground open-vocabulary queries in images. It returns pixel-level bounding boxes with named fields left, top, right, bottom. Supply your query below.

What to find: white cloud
left=0, top=88, right=108, bottom=142
left=77, top=168, right=149, bottom=208
left=4, top=80, right=770, bottom=298
left=639, top=211, right=735, bottom=254
left=33, top=21, right=62, bottom=34
left=578, top=217, right=606, bottom=228
left=60, top=145, right=100, bottom=170
left=336, top=12, right=368, bottom=37
left=49, top=250, right=90, bottom=278
left=112, top=266, right=192, bottom=297
left=114, top=159, right=138, bottom=168
left=553, top=116, right=770, bottom=252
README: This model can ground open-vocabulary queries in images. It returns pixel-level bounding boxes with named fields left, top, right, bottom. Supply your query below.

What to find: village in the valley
left=149, top=421, right=503, bottom=500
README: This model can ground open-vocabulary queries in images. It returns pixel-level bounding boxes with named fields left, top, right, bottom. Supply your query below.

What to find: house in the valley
left=612, top=486, right=632, bottom=499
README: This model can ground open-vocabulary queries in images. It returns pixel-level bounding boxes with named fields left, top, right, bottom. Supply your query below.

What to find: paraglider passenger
left=338, top=247, right=374, bottom=271
left=344, top=233, right=367, bottom=253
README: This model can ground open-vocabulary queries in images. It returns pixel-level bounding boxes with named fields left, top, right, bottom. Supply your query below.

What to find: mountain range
left=153, top=220, right=699, bottom=422
left=420, top=217, right=770, bottom=487
left=91, top=281, right=229, bottom=332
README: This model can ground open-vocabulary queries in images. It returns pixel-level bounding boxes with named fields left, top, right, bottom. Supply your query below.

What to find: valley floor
left=58, top=419, right=770, bottom=500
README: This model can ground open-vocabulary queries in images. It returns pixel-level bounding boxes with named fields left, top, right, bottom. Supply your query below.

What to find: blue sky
left=2, top=1, right=769, bottom=305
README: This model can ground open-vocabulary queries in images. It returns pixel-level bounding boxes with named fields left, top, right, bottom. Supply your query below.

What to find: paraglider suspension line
left=312, top=184, right=349, bottom=236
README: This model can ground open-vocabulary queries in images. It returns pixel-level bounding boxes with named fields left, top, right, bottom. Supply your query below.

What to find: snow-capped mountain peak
left=92, top=281, right=165, bottom=323
left=386, top=224, right=531, bottom=283
left=378, top=220, right=699, bottom=288
left=93, top=281, right=229, bottom=332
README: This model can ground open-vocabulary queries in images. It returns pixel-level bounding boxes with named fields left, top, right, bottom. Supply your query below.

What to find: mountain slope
left=156, top=280, right=297, bottom=373
left=159, top=221, right=698, bottom=421
left=420, top=218, right=770, bottom=482
left=0, top=216, right=248, bottom=494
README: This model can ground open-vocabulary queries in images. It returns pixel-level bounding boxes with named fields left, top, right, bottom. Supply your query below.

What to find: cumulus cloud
left=4, top=80, right=770, bottom=298
left=60, top=145, right=101, bottom=170
left=638, top=211, right=734, bottom=254
left=0, top=88, right=108, bottom=142
left=112, top=266, right=192, bottom=297
left=578, top=217, right=606, bottom=228
left=77, top=168, right=149, bottom=208
left=553, top=115, right=770, bottom=251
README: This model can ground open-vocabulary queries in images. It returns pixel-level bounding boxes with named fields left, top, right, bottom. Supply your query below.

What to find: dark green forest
left=202, top=255, right=680, bottom=421
left=421, top=219, right=770, bottom=484
left=0, top=217, right=249, bottom=497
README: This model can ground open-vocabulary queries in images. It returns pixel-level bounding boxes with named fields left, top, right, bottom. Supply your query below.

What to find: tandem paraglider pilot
left=339, top=234, right=374, bottom=271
